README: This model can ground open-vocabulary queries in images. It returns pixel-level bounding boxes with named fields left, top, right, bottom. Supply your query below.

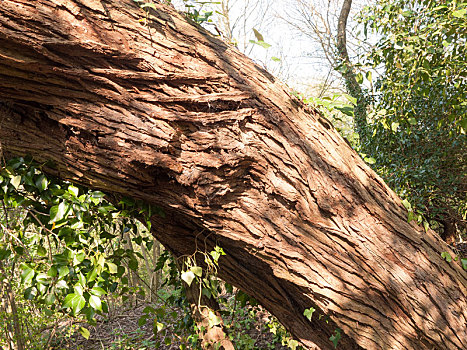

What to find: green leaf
left=138, top=315, right=148, bottom=327
left=128, top=259, right=138, bottom=271
left=208, top=310, right=222, bottom=328
left=303, top=307, right=316, bottom=321
left=63, top=293, right=86, bottom=315
left=249, top=39, right=271, bottom=49
left=89, top=295, right=102, bottom=312
left=356, top=72, right=363, bottom=84
left=0, top=248, right=11, bottom=260
left=68, top=184, right=79, bottom=197
left=141, top=2, right=157, bottom=10
left=24, top=286, right=37, bottom=300
left=441, top=252, right=452, bottom=263
left=10, top=175, right=22, bottom=190
left=402, top=199, right=412, bottom=210
left=452, top=9, right=466, bottom=18
left=45, top=293, right=56, bottom=306
left=77, top=272, right=86, bottom=286
left=107, top=262, right=118, bottom=274
left=287, top=339, right=299, bottom=350
left=330, top=328, right=342, bottom=348
left=461, top=258, right=467, bottom=271
left=423, top=221, right=430, bottom=232
left=58, top=266, right=69, bottom=278
left=181, top=270, right=196, bottom=286
left=73, top=251, right=85, bottom=266
left=191, top=266, right=203, bottom=277
left=9, top=157, right=24, bottom=169
left=154, top=320, right=164, bottom=333
left=35, top=175, right=48, bottom=192
left=56, top=280, right=68, bottom=289
left=271, top=56, right=281, bottom=62
left=86, top=267, right=98, bottom=282
left=36, top=273, right=49, bottom=285
left=79, top=326, right=90, bottom=340
left=90, top=287, right=106, bottom=297
left=143, top=306, right=156, bottom=314
left=37, top=246, right=47, bottom=257
left=49, top=202, right=67, bottom=223
left=252, top=28, right=264, bottom=42
left=20, top=264, right=35, bottom=284
left=74, top=285, right=84, bottom=296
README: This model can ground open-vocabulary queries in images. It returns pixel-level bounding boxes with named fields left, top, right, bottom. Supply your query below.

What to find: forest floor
left=47, top=300, right=289, bottom=349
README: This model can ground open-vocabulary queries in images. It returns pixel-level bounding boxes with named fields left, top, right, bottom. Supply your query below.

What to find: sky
left=170, top=0, right=371, bottom=95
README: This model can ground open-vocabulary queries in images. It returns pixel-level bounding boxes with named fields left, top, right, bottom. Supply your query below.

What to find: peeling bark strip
left=0, top=1, right=466, bottom=349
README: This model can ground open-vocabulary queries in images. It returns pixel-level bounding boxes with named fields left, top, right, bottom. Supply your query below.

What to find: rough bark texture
left=0, top=1, right=466, bottom=349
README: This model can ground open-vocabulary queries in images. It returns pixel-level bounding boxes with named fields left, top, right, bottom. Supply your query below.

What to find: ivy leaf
left=181, top=270, right=195, bottom=286
left=10, top=175, right=22, bottom=190
left=107, top=262, right=118, bottom=274
left=20, top=264, right=35, bottom=284
left=138, top=315, right=148, bottom=327
left=78, top=326, right=90, bottom=340
left=36, top=273, right=49, bottom=285
left=49, top=202, right=67, bottom=224
left=68, top=184, right=79, bottom=197
left=35, top=175, right=48, bottom=192
left=153, top=320, right=164, bottom=333
left=330, top=328, right=342, bottom=348
left=24, top=286, right=37, bottom=300
left=56, top=280, right=68, bottom=289
left=208, top=310, right=222, bottom=328
left=191, top=266, right=203, bottom=277
left=45, top=293, right=56, bottom=305
left=356, top=72, right=363, bottom=84
left=303, top=307, right=316, bottom=321
left=461, top=258, right=467, bottom=271
left=58, top=266, right=69, bottom=278
left=0, top=248, right=10, bottom=261
left=402, top=199, right=412, bottom=211
left=287, top=339, right=299, bottom=350
left=63, top=293, right=86, bottom=315
left=128, top=259, right=138, bottom=271
left=441, top=252, right=452, bottom=263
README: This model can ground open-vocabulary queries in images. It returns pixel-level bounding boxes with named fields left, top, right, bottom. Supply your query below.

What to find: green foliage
left=305, top=93, right=359, bottom=147
left=329, top=328, right=342, bottom=348
left=0, top=156, right=158, bottom=335
left=358, top=0, right=467, bottom=235
left=361, top=0, right=466, bottom=129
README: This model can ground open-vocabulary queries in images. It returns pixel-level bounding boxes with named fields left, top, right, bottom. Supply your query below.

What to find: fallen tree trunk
left=0, top=1, right=465, bottom=349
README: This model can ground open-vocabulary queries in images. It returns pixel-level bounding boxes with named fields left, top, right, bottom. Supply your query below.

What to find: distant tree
left=360, top=0, right=467, bottom=243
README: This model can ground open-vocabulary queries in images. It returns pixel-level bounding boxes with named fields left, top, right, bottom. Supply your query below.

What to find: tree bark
left=0, top=1, right=465, bottom=349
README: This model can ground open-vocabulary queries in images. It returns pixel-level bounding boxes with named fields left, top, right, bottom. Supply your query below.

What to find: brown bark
left=0, top=1, right=466, bottom=349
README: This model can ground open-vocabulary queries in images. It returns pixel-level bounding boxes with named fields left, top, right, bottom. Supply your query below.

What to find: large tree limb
left=0, top=1, right=465, bottom=349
